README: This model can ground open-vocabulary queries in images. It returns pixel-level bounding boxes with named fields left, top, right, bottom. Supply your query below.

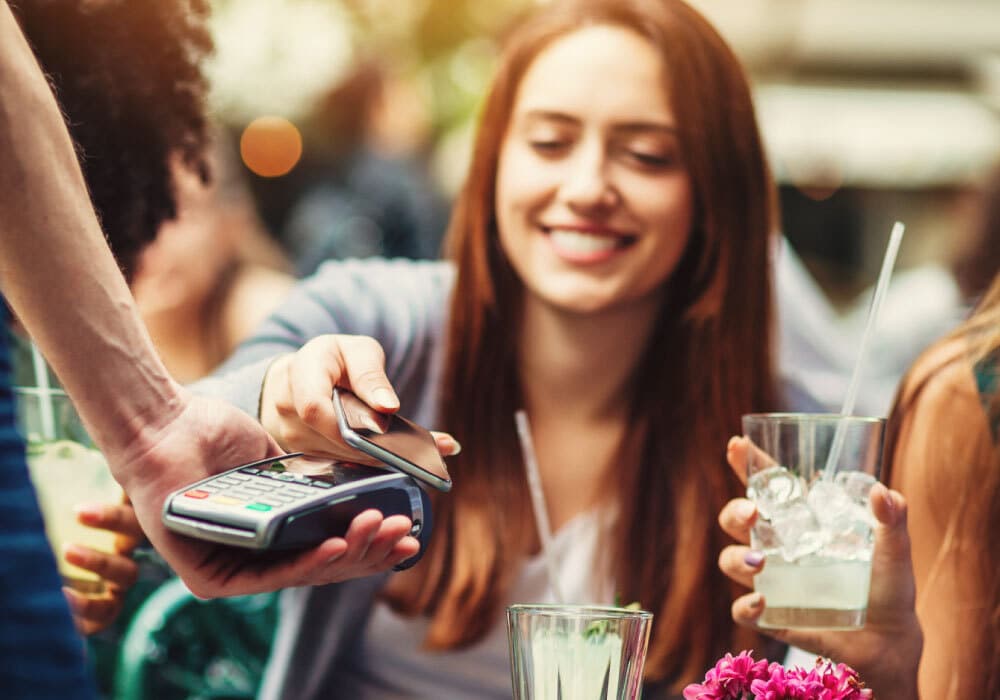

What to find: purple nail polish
left=743, top=550, right=765, bottom=567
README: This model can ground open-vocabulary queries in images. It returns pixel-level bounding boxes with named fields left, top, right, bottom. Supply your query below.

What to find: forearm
left=0, top=2, right=181, bottom=466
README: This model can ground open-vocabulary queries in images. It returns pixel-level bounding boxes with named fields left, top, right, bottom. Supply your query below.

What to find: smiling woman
left=199, top=0, right=781, bottom=697
left=496, top=24, right=693, bottom=316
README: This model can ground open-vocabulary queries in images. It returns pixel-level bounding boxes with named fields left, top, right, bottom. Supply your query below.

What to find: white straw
left=824, top=221, right=905, bottom=478
left=30, top=341, right=56, bottom=441
left=514, top=410, right=566, bottom=604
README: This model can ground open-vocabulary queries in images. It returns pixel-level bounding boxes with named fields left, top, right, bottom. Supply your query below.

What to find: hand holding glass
left=16, top=387, right=122, bottom=593
left=743, top=413, right=885, bottom=629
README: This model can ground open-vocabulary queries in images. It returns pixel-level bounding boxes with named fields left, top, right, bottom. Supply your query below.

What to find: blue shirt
left=0, top=302, right=96, bottom=698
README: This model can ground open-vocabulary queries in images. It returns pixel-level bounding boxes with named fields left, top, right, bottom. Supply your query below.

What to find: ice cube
left=808, top=480, right=877, bottom=531
left=748, top=466, right=806, bottom=521
left=825, top=519, right=875, bottom=561
left=770, top=501, right=826, bottom=561
left=834, top=471, right=879, bottom=507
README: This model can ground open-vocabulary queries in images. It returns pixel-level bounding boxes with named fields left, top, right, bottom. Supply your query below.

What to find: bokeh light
left=239, top=116, right=303, bottom=178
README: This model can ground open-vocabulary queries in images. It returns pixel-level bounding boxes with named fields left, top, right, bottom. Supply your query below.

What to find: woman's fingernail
left=447, top=438, right=462, bottom=456
left=747, top=592, right=764, bottom=609
left=324, top=551, right=345, bottom=566
left=73, top=503, right=103, bottom=521
left=743, top=550, right=765, bottom=568
left=373, top=388, right=399, bottom=410
left=62, top=543, right=88, bottom=562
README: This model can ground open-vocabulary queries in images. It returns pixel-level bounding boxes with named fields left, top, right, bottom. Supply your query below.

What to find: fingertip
left=870, top=482, right=906, bottom=527
left=732, top=592, right=766, bottom=627
left=392, top=536, right=421, bottom=563
left=372, top=387, right=399, bottom=412
left=73, top=503, right=104, bottom=524
left=62, top=543, right=88, bottom=565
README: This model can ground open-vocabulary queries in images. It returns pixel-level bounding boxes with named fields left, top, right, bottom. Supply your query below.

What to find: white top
left=334, top=510, right=612, bottom=698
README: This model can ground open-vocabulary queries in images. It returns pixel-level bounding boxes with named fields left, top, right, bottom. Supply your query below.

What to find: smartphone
left=162, top=453, right=432, bottom=569
left=333, top=388, right=452, bottom=493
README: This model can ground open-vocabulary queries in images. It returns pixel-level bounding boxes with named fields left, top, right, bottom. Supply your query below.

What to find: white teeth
left=548, top=229, right=620, bottom=254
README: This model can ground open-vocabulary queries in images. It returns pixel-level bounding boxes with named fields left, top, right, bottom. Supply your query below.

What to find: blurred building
left=690, top=0, right=1000, bottom=298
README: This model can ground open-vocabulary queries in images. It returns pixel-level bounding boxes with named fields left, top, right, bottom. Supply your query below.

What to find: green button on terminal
left=246, top=503, right=272, bottom=512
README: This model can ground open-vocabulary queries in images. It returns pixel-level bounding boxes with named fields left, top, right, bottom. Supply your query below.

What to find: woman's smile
left=541, top=224, right=638, bottom=264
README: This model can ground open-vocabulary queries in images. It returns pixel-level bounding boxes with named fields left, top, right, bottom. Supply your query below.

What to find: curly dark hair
left=10, top=0, right=213, bottom=281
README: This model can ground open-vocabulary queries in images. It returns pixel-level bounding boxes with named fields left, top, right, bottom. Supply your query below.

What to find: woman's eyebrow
left=520, top=110, right=580, bottom=126
left=519, top=111, right=678, bottom=135
left=612, top=122, right=678, bottom=135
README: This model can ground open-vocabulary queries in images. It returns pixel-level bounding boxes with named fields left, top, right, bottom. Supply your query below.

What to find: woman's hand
left=62, top=500, right=142, bottom=635
left=260, top=334, right=460, bottom=459
left=718, top=437, right=922, bottom=698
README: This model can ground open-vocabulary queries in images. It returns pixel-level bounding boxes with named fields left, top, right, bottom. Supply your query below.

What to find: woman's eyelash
left=529, top=139, right=568, bottom=151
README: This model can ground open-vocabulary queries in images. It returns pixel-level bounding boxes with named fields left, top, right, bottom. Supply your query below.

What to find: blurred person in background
left=281, top=58, right=450, bottom=276
left=825, top=164, right=1000, bottom=417
left=130, top=140, right=295, bottom=384
left=200, top=0, right=795, bottom=696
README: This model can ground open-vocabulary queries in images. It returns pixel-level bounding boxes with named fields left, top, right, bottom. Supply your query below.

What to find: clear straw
left=823, top=221, right=906, bottom=478
left=30, top=341, right=56, bottom=441
left=514, top=410, right=566, bottom=604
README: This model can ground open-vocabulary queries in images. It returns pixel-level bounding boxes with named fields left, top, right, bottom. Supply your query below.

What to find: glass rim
left=507, top=603, right=652, bottom=619
left=742, top=412, right=884, bottom=426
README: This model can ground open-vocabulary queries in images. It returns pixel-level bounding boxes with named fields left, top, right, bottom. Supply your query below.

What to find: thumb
left=870, top=482, right=908, bottom=537
left=337, top=335, right=400, bottom=413
left=869, top=483, right=916, bottom=593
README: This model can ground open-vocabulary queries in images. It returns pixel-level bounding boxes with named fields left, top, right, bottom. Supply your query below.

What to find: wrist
left=93, top=377, right=188, bottom=487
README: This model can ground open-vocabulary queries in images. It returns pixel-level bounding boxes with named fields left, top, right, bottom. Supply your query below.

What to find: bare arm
left=890, top=341, right=993, bottom=699
left=0, top=0, right=176, bottom=469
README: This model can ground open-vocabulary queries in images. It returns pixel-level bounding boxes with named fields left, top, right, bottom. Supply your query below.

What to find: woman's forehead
left=511, top=24, right=674, bottom=125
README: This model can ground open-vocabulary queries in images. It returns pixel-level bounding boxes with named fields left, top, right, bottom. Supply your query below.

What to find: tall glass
left=507, top=604, right=652, bottom=700
left=16, top=387, right=122, bottom=593
left=743, top=413, right=885, bottom=629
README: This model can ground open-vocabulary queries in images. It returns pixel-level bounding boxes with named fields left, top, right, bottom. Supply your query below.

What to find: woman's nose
left=561, top=141, right=620, bottom=212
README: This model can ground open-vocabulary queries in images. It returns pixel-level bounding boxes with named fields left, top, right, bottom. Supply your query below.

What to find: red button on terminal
left=184, top=490, right=211, bottom=499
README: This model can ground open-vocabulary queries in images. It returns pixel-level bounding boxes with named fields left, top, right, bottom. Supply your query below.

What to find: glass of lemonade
left=507, top=604, right=652, bottom=700
left=15, top=387, right=122, bottom=594
left=742, top=413, right=885, bottom=629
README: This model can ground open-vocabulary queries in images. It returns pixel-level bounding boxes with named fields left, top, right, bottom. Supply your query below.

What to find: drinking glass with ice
left=742, top=413, right=885, bottom=629
left=507, top=604, right=652, bottom=699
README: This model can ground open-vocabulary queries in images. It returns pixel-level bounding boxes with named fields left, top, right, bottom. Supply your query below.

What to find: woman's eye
left=528, top=139, right=569, bottom=155
left=625, top=150, right=674, bottom=168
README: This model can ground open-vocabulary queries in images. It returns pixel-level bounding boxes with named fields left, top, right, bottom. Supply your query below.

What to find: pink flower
left=683, top=651, right=769, bottom=700
left=686, top=652, right=873, bottom=700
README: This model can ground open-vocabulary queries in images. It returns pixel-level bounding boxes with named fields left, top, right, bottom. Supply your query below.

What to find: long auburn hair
left=384, top=0, right=779, bottom=688
left=884, top=271, right=1000, bottom=697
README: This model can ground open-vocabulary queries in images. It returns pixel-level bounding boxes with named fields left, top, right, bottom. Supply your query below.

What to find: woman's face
left=496, top=24, right=693, bottom=316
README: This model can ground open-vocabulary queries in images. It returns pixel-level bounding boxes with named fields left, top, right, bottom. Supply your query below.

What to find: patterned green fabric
left=973, top=348, right=1000, bottom=442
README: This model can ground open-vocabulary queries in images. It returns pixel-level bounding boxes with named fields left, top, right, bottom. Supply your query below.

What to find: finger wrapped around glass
left=16, top=387, right=122, bottom=593
left=742, top=413, right=885, bottom=629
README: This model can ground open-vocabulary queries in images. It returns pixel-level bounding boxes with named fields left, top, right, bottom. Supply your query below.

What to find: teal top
left=973, top=348, right=1000, bottom=442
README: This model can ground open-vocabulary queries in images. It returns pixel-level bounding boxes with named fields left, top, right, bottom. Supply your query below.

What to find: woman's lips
left=542, top=226, right=637, bottom=263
